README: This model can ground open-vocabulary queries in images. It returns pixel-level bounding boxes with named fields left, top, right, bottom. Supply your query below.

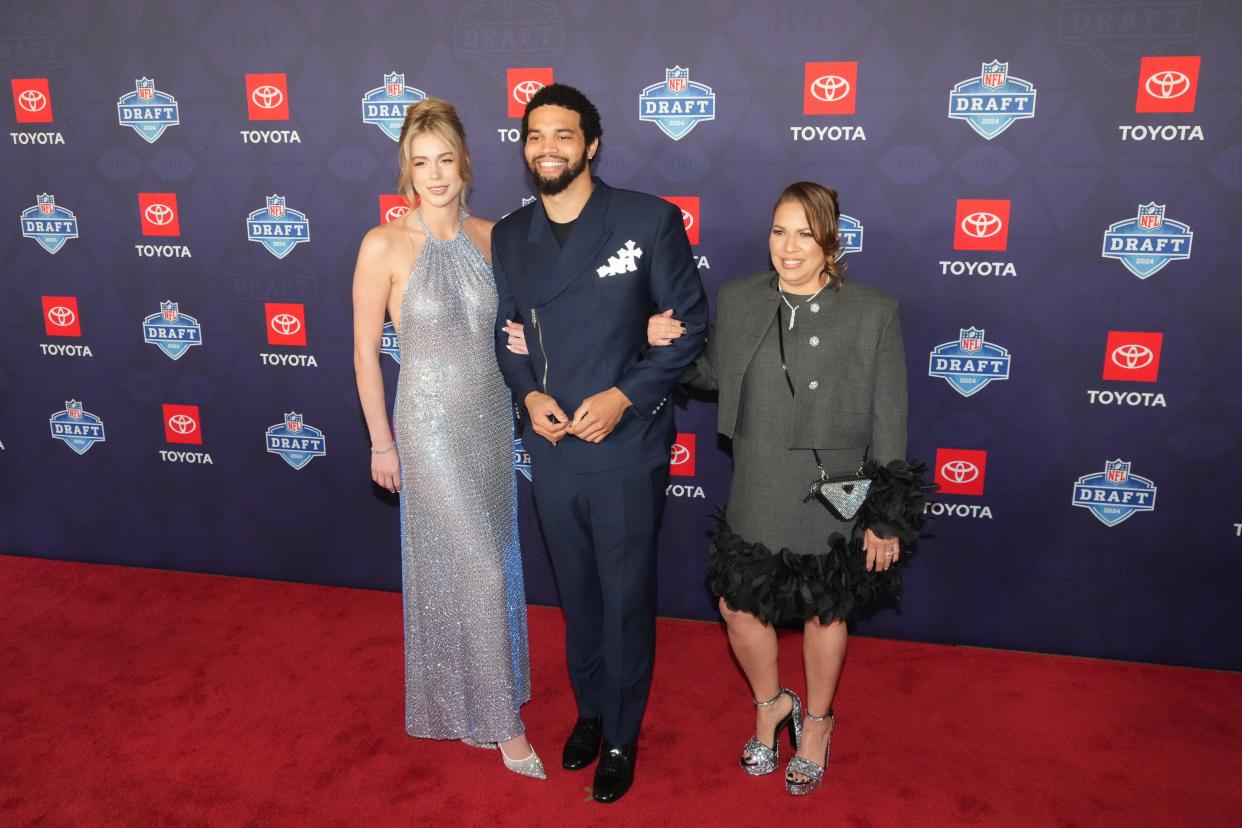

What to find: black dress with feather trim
left=708, top=459, right=933, bottom=625
left=704, top=307, right=933, bottom=625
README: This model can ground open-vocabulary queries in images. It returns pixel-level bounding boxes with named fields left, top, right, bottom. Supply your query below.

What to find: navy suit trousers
left=529, top=451, right=670, bottom=745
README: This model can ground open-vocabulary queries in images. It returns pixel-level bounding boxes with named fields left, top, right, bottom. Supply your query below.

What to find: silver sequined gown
left=394, top=209, right=530, bottom=742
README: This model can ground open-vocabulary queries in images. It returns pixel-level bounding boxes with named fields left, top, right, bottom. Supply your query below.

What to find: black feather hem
left=706, top=459, right=936, bottom=626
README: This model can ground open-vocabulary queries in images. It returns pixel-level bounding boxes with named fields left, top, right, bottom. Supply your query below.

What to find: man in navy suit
left=492, top=84, right=707, bottom=803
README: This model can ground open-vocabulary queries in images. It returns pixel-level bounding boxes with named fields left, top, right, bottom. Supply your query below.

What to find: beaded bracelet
left=371, top=443, right=396, bottom=455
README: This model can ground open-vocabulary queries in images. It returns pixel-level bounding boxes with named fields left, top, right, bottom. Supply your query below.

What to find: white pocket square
left=597, top=240, right=643, bottom=278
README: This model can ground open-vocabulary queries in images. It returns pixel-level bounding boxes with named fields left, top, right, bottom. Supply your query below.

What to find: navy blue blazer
left=493, top=179, right=708, bottom=473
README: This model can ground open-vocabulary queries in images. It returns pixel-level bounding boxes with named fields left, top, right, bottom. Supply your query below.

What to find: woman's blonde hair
left=396, top=98, right=473, bottom=208
left=773, top=181, right=846, bottom=289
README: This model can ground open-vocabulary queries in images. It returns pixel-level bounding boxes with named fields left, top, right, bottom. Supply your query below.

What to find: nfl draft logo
left=381, top=320, right=401, bottom=364
left=117, top=78, right=179, bottom=143
left=514, top=438, right=532, bottom=481
left=928, top=327, right=1012, bottom=397
left=639, top=67, right=715, bottom=141
left=362, top=72, right=426, bottom=141
left=948, top=61, right=1037, bottom=139
left=836, top=214, right=863, bottom=261
left=266, top=412, right=326, bottom=470
left=49, top=400, right=105, bottom=455
left=143, top=301, right=203, bottom=360
left=247, top=195, right=310, bottom=259
left=21, top=194, right=78, bottom=254
left=1101, top=203, right=1192, bottom=279
left=1072, top=459, right=1157, bottom=527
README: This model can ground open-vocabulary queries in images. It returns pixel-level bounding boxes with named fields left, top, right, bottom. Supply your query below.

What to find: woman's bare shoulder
left=362, top=216, right=420, bottom=250
left=358, top=217, right=423, bottom=283
left=464, top=214, right=495, bottom=260
left=465, top=214, right=495, bottom=235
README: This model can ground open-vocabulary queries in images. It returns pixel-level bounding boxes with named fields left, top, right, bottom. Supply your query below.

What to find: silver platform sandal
left=740, top=688, right=803, bottom=776
left=785, top=707, right=834, bottom=795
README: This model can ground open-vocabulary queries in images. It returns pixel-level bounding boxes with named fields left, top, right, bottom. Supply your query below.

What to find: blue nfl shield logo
left=51, top=400, right=106, bottom=455
left=24, top=194, right=79, bottom=254
left=1137, top=203, right=1164, bottom=230
left=960, top=327, right=984, bottom=352
left=1100, top=203, right=1191, bottom=280
left=836, top=214, right=863, bottom=260
left=144, top=301, right=202, bottom=360
left=266, top=411, right=326, bottom=470
left=248, top=194, right=309, bottom=259
left=666, top=67, right=688, bottom=93
left=385, top=72, right=404, bottom=97
left=1105, top=460, right=1130, bottom=484
left=1072, top=459, right=1156, bottom=526
left=982, top=61, right=1007, bottom=88
left=118, top=77, right=180, bottom=143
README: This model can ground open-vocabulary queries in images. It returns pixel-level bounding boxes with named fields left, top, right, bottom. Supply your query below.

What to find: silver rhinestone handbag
left=806, top=464, right=872, bottom=521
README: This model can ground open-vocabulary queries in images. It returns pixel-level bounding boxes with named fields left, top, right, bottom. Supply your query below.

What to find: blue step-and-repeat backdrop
left=2, top=1, right=1239, bottom=670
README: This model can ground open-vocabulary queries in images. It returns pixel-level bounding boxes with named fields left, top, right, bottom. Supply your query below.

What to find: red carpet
left=1, top=555, right=1238, bottom=827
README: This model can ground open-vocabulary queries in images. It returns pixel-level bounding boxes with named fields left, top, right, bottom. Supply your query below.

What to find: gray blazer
left=686, top=271, right=908, bottom=464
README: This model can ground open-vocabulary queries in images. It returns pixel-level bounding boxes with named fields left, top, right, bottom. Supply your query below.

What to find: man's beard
left=529, top=152, right=588, bottom=195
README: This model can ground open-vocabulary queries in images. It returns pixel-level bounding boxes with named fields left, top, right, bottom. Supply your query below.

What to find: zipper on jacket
left=531, top=308, right=549, bottom=392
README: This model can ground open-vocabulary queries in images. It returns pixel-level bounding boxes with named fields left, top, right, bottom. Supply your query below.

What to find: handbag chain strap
left=775, top=302, right=868, bottom=478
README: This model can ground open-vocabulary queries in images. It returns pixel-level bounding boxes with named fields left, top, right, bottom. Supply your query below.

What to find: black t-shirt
left=548, top=218, right=575, bottom=247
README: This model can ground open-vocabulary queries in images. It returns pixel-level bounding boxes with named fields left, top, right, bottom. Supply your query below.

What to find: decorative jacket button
left=808, top=380, right=819, bottom=390
left=810, top=303, right=820, bottom=313
left=809, top=336, right=819, bottom=346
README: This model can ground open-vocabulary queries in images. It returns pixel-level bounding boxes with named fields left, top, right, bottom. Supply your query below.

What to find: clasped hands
left=524, top=387, right=632, bottom=445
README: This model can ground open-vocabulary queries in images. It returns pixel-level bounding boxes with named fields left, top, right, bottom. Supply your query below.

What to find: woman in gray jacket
left=648, top=182, right=929, bottom=796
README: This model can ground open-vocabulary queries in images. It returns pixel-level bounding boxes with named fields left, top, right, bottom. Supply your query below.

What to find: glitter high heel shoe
left=499, top=741, right=547, bottom=780
left=740, top=688, right=802, bottom=776
left=785, top=708, right=834, bottom=796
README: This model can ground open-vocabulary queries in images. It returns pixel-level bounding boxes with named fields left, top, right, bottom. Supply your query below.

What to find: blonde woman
left=352, top=98, right=543, bottom=779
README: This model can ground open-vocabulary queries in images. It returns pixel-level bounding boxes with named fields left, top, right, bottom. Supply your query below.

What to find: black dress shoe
left=562, top=715, right=604, bottom=770
left=592, top=741, right=637, bottom=804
